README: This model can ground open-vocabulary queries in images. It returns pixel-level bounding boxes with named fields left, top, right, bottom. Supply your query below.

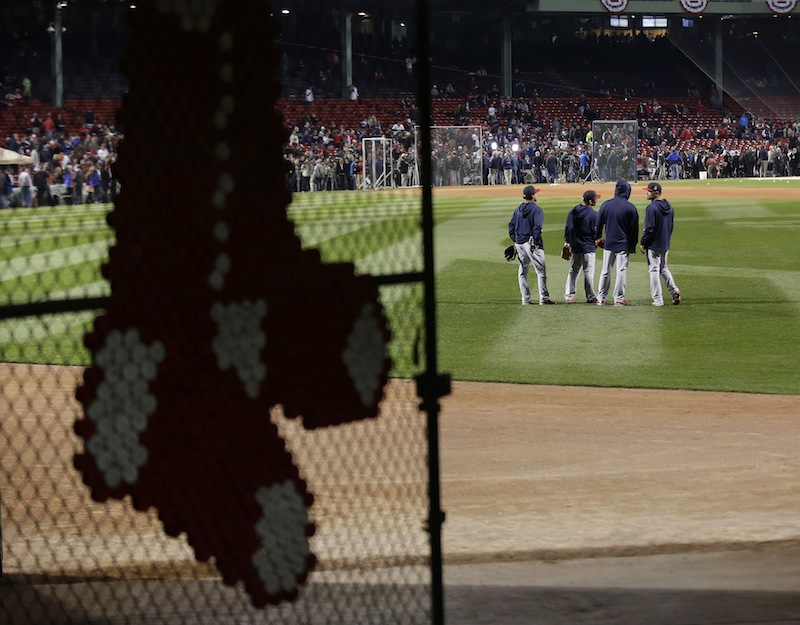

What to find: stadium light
left=282, top=9, right=290, bottom=14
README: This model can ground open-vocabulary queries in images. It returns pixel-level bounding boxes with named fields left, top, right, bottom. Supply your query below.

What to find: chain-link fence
left=1, top=1, right=443, bottom=624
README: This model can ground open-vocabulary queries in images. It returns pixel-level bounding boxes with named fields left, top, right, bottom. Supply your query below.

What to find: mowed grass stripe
left=0, top=311, right=96, bottom=365
left=0, top=231, right=112, bottom=260
left=2, top=259, right=105, bottom=306
left=0, top=241, right=109, bottom=283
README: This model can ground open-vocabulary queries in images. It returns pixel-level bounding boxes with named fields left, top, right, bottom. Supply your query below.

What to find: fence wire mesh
left=1, top=1, right=437, bottom=624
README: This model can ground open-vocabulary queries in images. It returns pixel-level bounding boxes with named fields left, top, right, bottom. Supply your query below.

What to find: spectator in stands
left=789, top=147, right=799, bottom=177
left=758, top=145, right=769, bottom=177
left=86, top=164, right=100, bottom=203
left=545, top=149, right=559, bottom=184
left=22, top=77, right=31, bottom=99
left=312, top=157, right=326, bottom=191
left=772, top=147, right=786, bottom=177
left=63, top=164, right=73, bottom=202
left=4, top=134, right=20, bottom=153
left=40, top=142, right=53, bottom=166
left=502, top=150, right=514, bottom=185
left=42, top=113, right=56, bottom=138
left=705, top=154, right=719, bottom=179
left=18, top=166, right=33, bottom=207
left=97, top=142, right=109, bottom=162
left=99, top=160, right=112, bottom=202
left=73, top=164, right=84, bottom=204
left=488, top=150, right=501, bottom=185
left=0, top=167, right=9, bottom=209
left=33, top=166, right=53, bottom=206
left=521, top=154, right=534, bottom=183
left=728, top=149, right=741, bottom=178
left=30, top=112, right=42, bottom=135
left=4, top=88, right=23, bottom=103
left=305, top=86, right=314, bottom=105
left=532, top=149, right=545, bottom=184
left=349, top=84, right=359, bottom=102
left=666, top=147, right=683, bottom=180
left=579, top=148, right=591, bottom=180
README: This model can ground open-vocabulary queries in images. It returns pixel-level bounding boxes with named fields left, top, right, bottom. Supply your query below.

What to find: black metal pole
left=414, top=2, right=449, bottom=624
left=53, top=0, right=63, bottom=108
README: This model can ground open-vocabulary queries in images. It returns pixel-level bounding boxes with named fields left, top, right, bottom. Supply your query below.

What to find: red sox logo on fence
left=678, top=0, right=709, bottom=14
left=600, top=0, right=629, bottom=13
left=73, top=0, right=392, bottom=609
left=765, top=0, right=798, bottom=14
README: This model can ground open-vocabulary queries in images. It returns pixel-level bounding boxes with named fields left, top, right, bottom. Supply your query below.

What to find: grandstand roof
left=272, top=0, right=788, bottom=18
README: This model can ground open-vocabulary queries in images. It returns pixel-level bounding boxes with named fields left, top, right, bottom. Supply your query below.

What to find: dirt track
left=439, top=381, right=800, bottom=561
left=2, top=363, right=798, bottom=571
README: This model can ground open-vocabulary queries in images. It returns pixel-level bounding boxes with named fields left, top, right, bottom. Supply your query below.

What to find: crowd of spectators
left=280, top=87, right=800, bottom=194
left=2, top=81, right=798, bottom=207
left=0, top=108, right=121, bottom=207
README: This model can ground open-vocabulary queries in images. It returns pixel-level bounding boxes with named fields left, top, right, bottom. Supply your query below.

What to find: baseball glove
left=504, top=245, right=517, bottom=262
left=561, top=243, right=572, bottom=261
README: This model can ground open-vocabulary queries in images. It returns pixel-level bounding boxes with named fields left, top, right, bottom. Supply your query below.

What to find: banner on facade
left=678, top=0, right=709, bottom=14
left=765, top=0, right=798, bottom=14
left=600, top=0, right=629, bottom=14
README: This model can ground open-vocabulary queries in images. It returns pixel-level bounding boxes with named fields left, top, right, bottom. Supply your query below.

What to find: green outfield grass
left=433, top=178, right=800, bottom=394
left=1, top=178, right=799, bottom=394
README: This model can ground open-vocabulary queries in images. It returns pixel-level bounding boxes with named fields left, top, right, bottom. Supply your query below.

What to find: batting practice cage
left=588, top=120, right=638, bottom=183
left=414, top=127, right=483, bottom=187
left=0, top=1, right=448, bottom=624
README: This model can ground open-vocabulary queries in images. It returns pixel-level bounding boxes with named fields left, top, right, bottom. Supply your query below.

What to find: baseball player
left=508, top=185, right=555, bottom=305
left=639, top=181, right=681, bottom=306
left=563, top=189, right=600, bottom=303
left=595, top=178, right=639, bottom=306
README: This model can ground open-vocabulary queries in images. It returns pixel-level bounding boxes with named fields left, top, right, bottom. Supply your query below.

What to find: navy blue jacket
left=640, top=198, right=675, bottom=251
left=564, top=203, right=598, bottom=254
left=509, top=200, right=544, bottom=248
left=596, top=179, right=638, bottom=253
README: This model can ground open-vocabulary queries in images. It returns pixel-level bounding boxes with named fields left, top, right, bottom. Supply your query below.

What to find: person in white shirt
left=18, top=167, right=33, bottom=207
left=96, top=143, right=109, bottom=162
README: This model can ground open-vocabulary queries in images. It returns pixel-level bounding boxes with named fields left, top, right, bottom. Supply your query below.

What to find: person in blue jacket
left=595, top=178, right=639, bottom=306
left=563, top=189, right=600, bottom=303
left=639, top=181, right=681, bottom=306
left=666, top=147, right=683, bottom=180
left=508, top=185, right=555, bottom=305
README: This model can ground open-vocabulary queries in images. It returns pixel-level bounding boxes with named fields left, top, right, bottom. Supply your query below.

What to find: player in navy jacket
left=595, top=178, right=638, bottom=306
left=563, top=189, right=600, bottom=303
left=639, top=181, right=681, bottom=306
left=508, top=185, right=555, bottom=305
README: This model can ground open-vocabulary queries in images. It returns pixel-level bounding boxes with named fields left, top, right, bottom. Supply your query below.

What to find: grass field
left=1, top=177, right=799, bottom=394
